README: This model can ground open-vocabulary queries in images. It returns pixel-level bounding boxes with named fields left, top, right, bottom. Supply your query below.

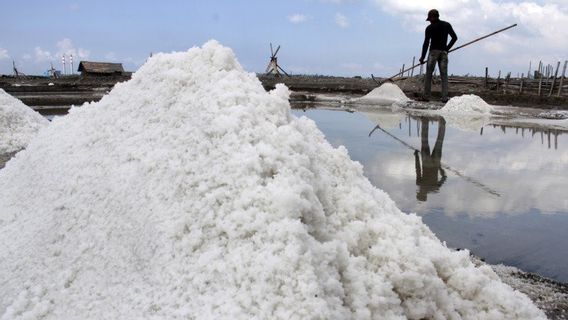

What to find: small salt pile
left=353, top=82, right=410, bottom=105
left=0, top=89, right=48, bottom=154
left=440, top=94, right=493, bottom=114
left=436, top=95, right=494, bottom=132
left=0, top=41, right=545, bottom=319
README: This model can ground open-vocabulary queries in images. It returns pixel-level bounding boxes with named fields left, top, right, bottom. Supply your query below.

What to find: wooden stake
left=485, top=67, right=488, bottom=88
left=527, top=61, right=532, bottom=79
left=538, top=67, right=543, bottom=96
left=497, top=70, right=501, bottom=89
left=558, top=60, right=567, bottom=97
left=549, top=61, right=560, bottom=96
left=410, top=57, right=415, bottom=77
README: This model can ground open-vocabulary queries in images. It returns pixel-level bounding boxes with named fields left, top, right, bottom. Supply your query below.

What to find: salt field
left=0, top=42, right=563, bottom=319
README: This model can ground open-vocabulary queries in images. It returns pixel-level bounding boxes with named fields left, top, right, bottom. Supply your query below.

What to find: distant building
left=78, top=61, right=125, bottom=76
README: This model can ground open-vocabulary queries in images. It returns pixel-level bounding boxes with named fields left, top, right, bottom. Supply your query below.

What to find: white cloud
left=335, top=13, right=350, bottom=28
left=56, top=38, right=90, bottom=60
left=32, top=39, right=90, bottom=64
left=0, top=48, right=9, bottom=60
left=34, top=47, right=53, bottom=62
left=105, top=52, right=118, bottom=61
left=22, top=54, right=31, bottom=60
left=370, top=0, right=568, bottom=71
left=288, top=13, right=308, bottom=24
left=483, top=41, right=506, bottom=54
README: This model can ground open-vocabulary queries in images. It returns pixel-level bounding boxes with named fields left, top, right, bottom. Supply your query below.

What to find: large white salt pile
left=0, top=41, right=545, bottom=319
left=353, top=82, right=410, bottom=105
left=440, top=94, right=493, bottom=114
left=0, top=89, right=48, bottom=154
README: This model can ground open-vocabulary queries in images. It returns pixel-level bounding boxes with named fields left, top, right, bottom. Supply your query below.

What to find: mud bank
left=2, top=74, right=567, bottom=109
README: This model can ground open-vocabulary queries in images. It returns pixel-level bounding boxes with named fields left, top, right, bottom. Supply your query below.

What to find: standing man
left=419, top=9, right=457, bottom=102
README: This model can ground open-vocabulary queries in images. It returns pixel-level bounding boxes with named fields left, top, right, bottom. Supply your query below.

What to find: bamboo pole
left=485, top=67, right=489, bottom=88
left=558, top=60, right=567, bottom=97
left=538, top=67, right=543, bottom=96
left=549, top=61, right=560, bottom=96
left=410, top=57, right=415, bottom=77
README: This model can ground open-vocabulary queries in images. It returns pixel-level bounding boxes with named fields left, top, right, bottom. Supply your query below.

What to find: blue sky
left=1, top=0, right=566, bottom=77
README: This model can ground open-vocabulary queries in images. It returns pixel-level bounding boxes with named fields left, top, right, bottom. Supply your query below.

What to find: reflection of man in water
left=414, top=117, right=447, bottom=201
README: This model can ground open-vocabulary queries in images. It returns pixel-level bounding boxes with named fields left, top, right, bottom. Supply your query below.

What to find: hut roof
left=78, top=61, right=124, bottom=74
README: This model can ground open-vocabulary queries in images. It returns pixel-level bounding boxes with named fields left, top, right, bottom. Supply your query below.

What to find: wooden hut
left=78, top=61, right=124, bottom=76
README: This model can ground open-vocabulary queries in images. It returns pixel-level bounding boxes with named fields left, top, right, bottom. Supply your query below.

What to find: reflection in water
left=415, top=117, right=446, bottom=201
left=369, top=114, right=501, bottom=200
left=488, top=124, right=563, bottom=150
left=293, top=107, right=568, bottom=282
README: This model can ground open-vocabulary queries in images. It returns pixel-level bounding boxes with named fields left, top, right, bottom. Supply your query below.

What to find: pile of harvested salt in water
left=440, top=94, right=493, bottom=114
left=353, top=82, right=410, bottom=105
left=0, top=89, right=48, bottom=154
left=0, top=41, right=545, bottom=319
left=435, top=94, right=494, bottom=132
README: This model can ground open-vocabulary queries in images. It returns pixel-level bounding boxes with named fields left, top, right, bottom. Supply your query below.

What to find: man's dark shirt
left=420, top=20, right=457, bottom=61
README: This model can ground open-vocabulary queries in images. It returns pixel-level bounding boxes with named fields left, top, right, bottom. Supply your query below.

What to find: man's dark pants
left=424, top=50, right=448, bottom=100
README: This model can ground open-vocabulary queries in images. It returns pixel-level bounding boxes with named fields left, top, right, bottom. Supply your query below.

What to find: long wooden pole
left=558, top=60, right=567, bottom=97
left=373, top=24, right=518, bottom=84
left=549, top=61, right=561, bottom=96
left=538, top=66, right=543, bottom=96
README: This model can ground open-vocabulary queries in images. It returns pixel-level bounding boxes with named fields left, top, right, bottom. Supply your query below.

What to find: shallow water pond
left=293, top=107, right=568, bottom=283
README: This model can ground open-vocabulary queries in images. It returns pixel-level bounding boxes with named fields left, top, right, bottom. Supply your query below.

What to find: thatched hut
left=78, top=61, right=124, bottom=76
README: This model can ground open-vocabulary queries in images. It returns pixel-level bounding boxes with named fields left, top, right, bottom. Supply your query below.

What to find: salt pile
left=436, top=95, right=494, bottom=132
left=0, top=41, right=545, bottom=319
left=353, top=82, right=410, bottom=105
left=440, top=94, right=493, bottom=114
left=0, top=89, right=48, bottom=154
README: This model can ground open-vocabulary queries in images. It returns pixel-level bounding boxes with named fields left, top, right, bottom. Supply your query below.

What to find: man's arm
left=419, top=27, right=431, bottom=63
left=446, top=24, right=457, bottom=51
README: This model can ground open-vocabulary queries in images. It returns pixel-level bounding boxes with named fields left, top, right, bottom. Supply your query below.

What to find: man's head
left=426, top=9, right=439, bottom=22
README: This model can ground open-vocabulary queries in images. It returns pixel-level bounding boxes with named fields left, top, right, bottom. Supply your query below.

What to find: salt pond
left=292, top=106, right=568, bottom=283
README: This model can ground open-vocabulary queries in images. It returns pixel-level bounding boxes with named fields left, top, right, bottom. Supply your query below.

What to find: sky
left=0, top=0, right=567, bottom=77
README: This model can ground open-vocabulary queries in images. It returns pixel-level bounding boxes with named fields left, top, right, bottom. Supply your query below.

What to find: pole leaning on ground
left=373, top=24, right=518, bottom=85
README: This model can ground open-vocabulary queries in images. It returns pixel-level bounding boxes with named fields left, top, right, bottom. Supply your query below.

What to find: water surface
left=293, top=107, right=568, bottom=282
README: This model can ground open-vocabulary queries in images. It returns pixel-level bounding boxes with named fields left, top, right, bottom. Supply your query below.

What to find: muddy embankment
left=2, top=74, right=567, bottom=112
